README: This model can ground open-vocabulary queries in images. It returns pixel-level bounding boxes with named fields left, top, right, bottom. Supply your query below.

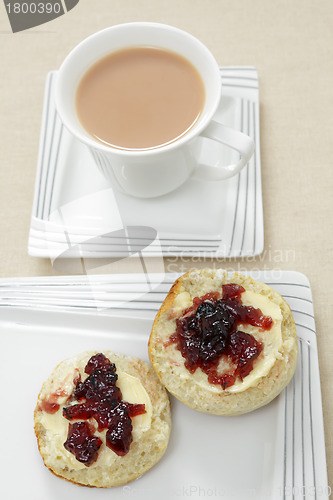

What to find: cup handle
left=193, top=120, right=255, bottom=181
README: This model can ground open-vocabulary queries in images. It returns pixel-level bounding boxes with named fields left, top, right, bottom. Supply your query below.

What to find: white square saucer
left=28, top=67, right=263, bottom=259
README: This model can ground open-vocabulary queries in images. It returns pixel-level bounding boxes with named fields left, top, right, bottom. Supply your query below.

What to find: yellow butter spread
left=171, top=291, right=192, bottom=315
left=226, top=290, right=283, bottom=393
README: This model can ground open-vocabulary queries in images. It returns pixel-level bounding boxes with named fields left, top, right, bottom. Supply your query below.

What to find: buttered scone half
left=34, top=351, right=171, bottom=487
left=149, top=269, right=298, bottom=416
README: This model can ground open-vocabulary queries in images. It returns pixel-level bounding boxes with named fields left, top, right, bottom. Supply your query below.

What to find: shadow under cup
left=55, top=22, right=223, bottom=198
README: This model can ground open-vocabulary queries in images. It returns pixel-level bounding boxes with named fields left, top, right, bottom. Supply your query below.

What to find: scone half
left=34, top=350, right=171, bottom=488
left=148, top=268, right=298, bottom=416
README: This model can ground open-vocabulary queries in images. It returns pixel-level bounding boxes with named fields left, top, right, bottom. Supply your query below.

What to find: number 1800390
left=6, top=2, right=62, bottom=14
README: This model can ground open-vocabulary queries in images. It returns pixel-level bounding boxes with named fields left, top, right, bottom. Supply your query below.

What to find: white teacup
left=56, top=22, right=254, bottom=198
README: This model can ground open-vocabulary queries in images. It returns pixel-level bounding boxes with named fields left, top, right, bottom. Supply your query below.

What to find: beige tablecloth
left=0, top=0, right=332, bottom=489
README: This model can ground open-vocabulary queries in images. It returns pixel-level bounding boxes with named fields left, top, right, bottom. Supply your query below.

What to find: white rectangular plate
left=0, top=271, right=328, bottom=499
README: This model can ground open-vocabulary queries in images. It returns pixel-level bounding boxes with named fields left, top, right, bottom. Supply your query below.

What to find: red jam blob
left=62, top=353, right=146, bottom=463
left=106, top=406, right=133, bottom=457
left=169, top=284, right=273, bottom=389
left=39, top=400, right=60, bottom=414
left=39, top=389, right=69, bottom=414
left=64, top=422, right=102, bottom=466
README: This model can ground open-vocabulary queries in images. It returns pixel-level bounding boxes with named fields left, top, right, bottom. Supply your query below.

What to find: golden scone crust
left=34, top=350, right=171, bottom=488
left=148, top=268, right=298, bottom=416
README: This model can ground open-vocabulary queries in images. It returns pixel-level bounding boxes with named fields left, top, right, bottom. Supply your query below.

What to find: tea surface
left=76, top=47, right=205, bottom=150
